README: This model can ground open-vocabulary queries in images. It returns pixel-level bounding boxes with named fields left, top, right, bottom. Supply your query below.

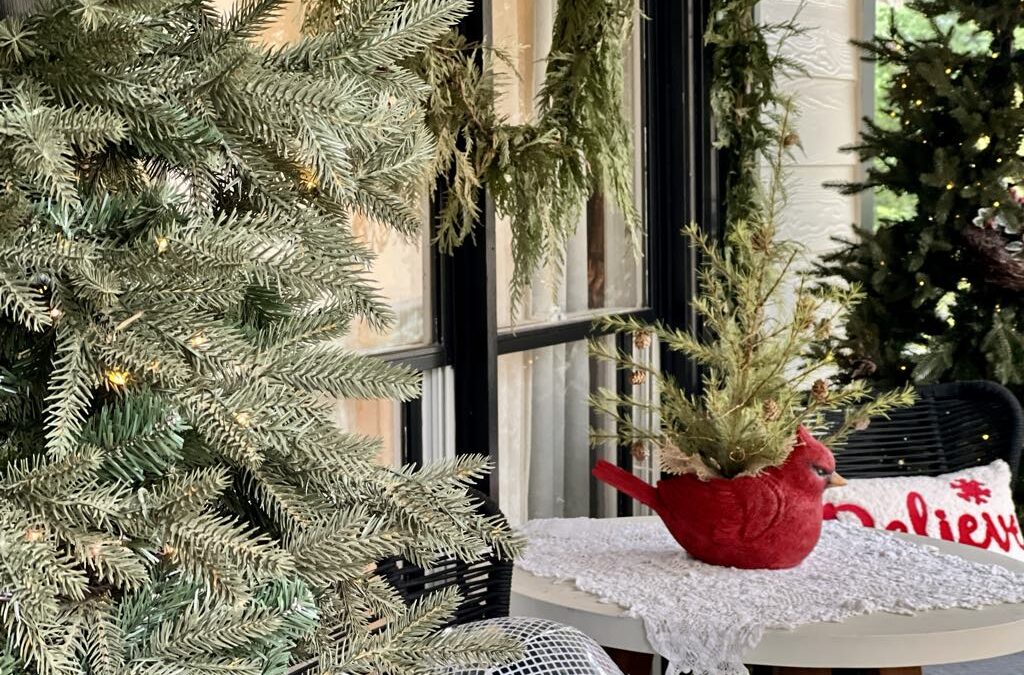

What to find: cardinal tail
left=592, top=460, right=659, bottom=511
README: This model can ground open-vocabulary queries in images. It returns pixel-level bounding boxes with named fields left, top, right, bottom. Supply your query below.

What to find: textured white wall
left=760, top=0, right=869, bottom=257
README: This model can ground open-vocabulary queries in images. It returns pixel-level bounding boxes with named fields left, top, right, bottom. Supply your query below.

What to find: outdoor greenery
left=0, top=0, right=520, bottom=672
left=871, top=3, right=990, bottom=222
left=592, top=108, right=915, bottom=479
left=823, top=0, right=1024, bottom=393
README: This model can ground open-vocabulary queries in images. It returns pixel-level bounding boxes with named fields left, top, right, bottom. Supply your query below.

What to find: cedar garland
left=705, top=0, right=804, bottom=226
left=307, top=0, right=639, bottom=313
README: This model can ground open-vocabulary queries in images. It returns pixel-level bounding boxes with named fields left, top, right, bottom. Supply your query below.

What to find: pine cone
left=630, top=440, right=647, bottom=462
left=762, top=399, right=781, bottom=421
left=633, top=329, right=652, bottom=350
left=814, top=318, right=832, bottom=340
left=854, top=418, right=871, bottom=431
left=630, top=369, right=647, bottom=385
left=850, top=358, right=878, bottom=380
left=811, top=378, right=829, bottom=403
left=752, top=229, right=772, bottom=253
left=783, top=132, right=801, bottom=147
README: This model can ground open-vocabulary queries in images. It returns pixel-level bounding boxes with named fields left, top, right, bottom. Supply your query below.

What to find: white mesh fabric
left=443, top=617, right=625, bottom=675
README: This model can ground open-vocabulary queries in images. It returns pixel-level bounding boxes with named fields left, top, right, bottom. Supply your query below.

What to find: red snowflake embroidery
left=950, top=478, right=991, bottom=505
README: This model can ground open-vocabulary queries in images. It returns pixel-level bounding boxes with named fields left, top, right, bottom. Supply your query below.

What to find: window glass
left=330, top=366, right=455, bottom=470
left=343, top=206, right=431, bottom=353
left=491, top=0, right=646, bottom=328
left=330, top=398, right=403, bottom=467
left=499, top=336, right=644, bottom=525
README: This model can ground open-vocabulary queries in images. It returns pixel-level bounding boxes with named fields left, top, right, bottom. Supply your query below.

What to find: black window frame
left=372, top=0, right=722, bottom=511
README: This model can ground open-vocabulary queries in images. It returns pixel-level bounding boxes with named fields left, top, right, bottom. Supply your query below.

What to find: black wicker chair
left=286, top=491, right=514, bottom=675
left=826, top=380, right=1023, bottom=482
left=374, top=489, right=513, bottom=626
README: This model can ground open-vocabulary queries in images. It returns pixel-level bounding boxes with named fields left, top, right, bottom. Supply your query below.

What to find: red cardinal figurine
left=593, top=426, right=847, bottom=569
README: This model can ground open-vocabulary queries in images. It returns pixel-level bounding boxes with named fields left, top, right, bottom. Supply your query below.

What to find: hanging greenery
left=307, top=0, right=639, bottom=312
left=705, top=0, right=805, bottom=225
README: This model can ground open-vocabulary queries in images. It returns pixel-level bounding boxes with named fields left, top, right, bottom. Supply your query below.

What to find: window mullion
left=447, top=1, right=500, bottom=498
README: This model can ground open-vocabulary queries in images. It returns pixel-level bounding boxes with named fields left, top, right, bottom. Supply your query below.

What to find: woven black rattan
left=286, top=490, right=512, bottom=674
left=826, top=380, right=1023, bottom=482
left=375, top=489, right=513, bottom=626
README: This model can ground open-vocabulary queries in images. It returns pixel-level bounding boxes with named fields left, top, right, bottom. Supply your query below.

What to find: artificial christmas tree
left=0, top=0, right=517, bottom=673
left=822, top=2, right=1024, bottom=392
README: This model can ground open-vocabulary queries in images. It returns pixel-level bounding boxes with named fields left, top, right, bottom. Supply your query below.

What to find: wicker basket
left=963, top=226, right=1024, bottom=291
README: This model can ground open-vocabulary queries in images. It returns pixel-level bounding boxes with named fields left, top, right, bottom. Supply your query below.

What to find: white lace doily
left=518, top=518, right=1024, bottom=675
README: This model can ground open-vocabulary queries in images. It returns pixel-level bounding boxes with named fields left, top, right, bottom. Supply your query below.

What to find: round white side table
left=511, top=516, right=1024, bottom=674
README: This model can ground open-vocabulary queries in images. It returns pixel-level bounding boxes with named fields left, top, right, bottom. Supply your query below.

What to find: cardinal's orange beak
left=827, top=472, right=848, bottom=488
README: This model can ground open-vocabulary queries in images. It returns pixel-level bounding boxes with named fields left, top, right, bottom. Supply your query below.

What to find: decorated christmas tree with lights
left=821, top=2, right=1024, bottom=392
left=0, top=0, right=517, bottom=672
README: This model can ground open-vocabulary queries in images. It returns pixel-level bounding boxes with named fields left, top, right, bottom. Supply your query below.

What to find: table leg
left=604, top=647, right=654, bottom=675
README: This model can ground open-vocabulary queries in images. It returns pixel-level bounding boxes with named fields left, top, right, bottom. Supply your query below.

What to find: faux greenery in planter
left=591, top=107, right=914, bottom=480
left=590, top=104, right=913, bottom=569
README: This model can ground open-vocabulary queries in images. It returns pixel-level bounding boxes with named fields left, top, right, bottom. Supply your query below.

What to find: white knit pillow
left=823, top=460, right=1024, bottom=561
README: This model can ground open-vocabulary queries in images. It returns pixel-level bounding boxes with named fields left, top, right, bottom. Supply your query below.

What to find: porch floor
left=926, top=651, right=1024, bottom=674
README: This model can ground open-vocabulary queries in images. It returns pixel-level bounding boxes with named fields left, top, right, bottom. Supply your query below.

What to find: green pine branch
left=0, top=0, right=518, bottom=671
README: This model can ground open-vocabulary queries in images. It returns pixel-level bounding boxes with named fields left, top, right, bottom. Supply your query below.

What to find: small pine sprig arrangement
left=591, top=105, right=915, bottom=479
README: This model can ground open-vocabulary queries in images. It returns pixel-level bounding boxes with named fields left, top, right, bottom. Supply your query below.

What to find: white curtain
left=499, top=342, right=603, bottom=526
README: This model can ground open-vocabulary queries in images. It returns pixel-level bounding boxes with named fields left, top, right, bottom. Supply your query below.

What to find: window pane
left=343, top=207, right=431, bottom=353
left=491, top=1, right=646, bottom=328
left=497, top=336, right=620, bottom=525
left=330, top=398, right=403, bottom=467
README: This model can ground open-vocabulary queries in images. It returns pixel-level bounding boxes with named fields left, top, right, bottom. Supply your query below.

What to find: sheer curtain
left=493, top=1, right=644, bottom=328
left=499, top=342, right=603, bottom=526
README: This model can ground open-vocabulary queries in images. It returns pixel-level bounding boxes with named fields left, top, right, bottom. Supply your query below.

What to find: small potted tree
left=591, top=107, right=914, bottom=570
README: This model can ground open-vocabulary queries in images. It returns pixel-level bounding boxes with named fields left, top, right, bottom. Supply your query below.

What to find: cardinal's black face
left=786, top=427, right=847, bottom=495
left=811, top=463, right=846, bottom=488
